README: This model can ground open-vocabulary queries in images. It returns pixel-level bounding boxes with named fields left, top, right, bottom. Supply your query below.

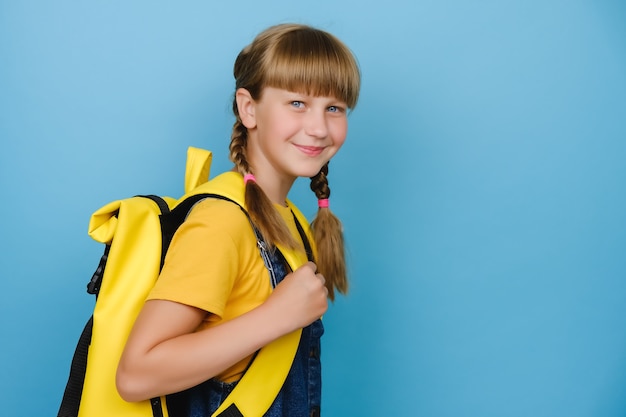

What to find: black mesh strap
left=216, top=403, right=245, bottom=417
left=57, top=316, right=93, bottom=417
left=292, top=210, right=314, bottom=262
left=150, top=397, right=164, bottom=417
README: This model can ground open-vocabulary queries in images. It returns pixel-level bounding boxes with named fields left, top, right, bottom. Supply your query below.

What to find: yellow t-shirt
left=147, top=197, right=307, bottom=382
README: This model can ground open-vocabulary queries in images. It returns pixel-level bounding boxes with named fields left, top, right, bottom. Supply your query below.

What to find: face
left=238, top=86, right=349, bottom=183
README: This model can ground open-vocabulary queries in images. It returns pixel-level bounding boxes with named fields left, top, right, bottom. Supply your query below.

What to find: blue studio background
left=1, top=1, right=625, bottom=416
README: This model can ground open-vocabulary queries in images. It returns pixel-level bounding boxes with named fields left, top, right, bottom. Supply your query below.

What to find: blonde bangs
left=261, top=28, right=360, bottom=109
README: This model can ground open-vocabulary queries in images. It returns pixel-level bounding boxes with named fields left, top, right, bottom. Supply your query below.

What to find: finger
left=317, top=274, right=325, bottom=285
left=305, top=261, right=317, bottom=273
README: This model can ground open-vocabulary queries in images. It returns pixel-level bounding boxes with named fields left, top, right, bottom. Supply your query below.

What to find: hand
left=265, top=262, right=328, bottom=331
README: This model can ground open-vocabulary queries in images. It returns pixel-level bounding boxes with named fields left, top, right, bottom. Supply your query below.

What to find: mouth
left=293, top=144, right=325, bottom=157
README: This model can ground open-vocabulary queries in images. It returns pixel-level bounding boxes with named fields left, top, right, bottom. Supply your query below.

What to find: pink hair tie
left=243, top=173, right=256, bottom=184
left=318, top=198, right=329, bottom=208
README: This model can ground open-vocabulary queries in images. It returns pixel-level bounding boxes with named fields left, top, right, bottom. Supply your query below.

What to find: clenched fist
left=265, top=262, right=328, bottom=331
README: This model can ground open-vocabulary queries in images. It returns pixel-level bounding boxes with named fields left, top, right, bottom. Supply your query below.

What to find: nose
left=304, top=109, right=328, bottom=139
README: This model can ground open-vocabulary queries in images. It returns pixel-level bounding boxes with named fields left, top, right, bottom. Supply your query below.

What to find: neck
left=253, top=171, right=295, bottom=206
left=244, top=136, right=297, bottom=205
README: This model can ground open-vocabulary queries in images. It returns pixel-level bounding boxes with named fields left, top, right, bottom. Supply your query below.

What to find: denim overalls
left=167, top=218, right=324, bottom=417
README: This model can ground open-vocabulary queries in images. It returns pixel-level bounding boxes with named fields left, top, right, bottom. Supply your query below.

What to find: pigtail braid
left=228, top=116, right=250, bottom=173
left=229, top=117, right=297, bottom=249
left=310, top=162, right=348, bottom=300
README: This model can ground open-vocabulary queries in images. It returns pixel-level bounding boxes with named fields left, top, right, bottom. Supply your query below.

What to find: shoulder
left=187, top=197, right=247, bottom=221
left=163, top=196, right=257, bottom=273
left=182, top=197, right=253, bottom=241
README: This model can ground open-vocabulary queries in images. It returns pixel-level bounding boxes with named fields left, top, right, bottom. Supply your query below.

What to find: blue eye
left=327, top=105, right=344, bottom=113
left=291, top=101, right=304, bottom=108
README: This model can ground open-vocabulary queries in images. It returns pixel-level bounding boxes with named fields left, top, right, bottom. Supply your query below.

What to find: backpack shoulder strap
left=182, top=171, right=311, bottom=417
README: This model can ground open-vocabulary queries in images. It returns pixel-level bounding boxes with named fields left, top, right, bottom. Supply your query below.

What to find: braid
left=229, top=115, right=297, bottom=249
left=310, top=162, right=348, bottom=300
left=229, top=117, right=250, bottom=175
left=310, top=163, right=330, bottom=200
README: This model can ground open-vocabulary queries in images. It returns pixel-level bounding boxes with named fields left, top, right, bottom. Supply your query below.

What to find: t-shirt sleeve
left=147, top=199, right=249, bottom=318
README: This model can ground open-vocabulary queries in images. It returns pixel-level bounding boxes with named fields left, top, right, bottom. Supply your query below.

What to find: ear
left=235, top=88, right=257, bottom=129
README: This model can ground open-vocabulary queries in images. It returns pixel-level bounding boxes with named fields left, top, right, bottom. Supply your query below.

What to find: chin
left=295, top=165, right=326, bottom=178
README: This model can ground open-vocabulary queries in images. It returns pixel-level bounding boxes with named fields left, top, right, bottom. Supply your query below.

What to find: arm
left=116, top=261, right=327, bottom=402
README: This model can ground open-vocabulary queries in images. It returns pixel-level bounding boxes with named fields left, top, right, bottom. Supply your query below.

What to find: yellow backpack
left=58, top=147, right=313, bottom=417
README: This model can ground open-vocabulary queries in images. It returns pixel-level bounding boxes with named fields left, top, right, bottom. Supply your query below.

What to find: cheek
left=330, top=119, right=349, bottom=147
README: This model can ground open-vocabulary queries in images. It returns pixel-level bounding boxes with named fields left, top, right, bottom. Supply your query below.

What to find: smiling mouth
left=294, top=144, right=325, bottom=157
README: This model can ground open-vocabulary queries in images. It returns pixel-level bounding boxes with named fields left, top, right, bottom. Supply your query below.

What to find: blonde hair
left=229, top=23, right=360, bottom=300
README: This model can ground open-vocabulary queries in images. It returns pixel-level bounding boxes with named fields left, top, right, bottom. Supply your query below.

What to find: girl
left=116, top=23, right=360, bottom=416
